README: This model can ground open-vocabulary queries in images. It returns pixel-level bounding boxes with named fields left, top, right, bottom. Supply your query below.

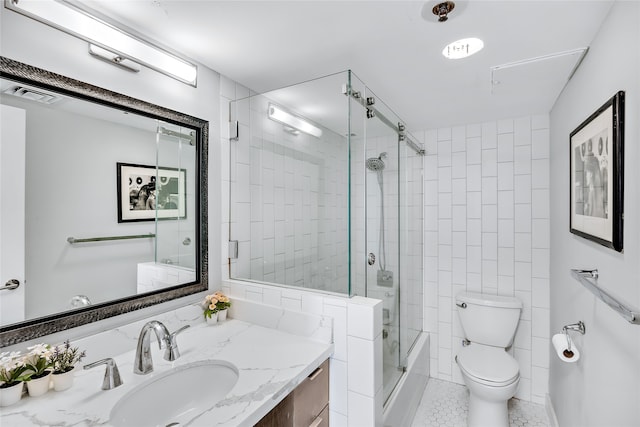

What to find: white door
left=0, top=104, right=26, bottom=325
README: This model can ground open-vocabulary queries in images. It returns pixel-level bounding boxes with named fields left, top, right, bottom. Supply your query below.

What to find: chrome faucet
left=134, top=321, right=169, bottom=375
left=134, top=321, right=190, bottom=374
left=164, top=325, right=190, bottom=361
left=83, top=358, right=123, bottom=390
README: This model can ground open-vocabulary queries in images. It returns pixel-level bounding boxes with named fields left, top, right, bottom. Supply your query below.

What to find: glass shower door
left=362, top=87, right=403, bottom=404
left=399, top=131, right=424, bottom=367
left=155, top=122, right=197, bottom=275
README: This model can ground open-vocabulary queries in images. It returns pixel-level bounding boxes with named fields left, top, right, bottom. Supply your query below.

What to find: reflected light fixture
left=442, top=37, right=484, bottom=59
left=6, top=0, right=198, bottom=85
left=268, top=103, right=323, bottom=138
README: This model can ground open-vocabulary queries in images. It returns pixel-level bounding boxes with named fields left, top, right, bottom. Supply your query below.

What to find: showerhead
left=366, top=152, right=387, bottom=172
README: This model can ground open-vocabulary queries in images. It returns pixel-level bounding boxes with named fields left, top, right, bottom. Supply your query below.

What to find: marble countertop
left=0, top=317, right=333, bottom=426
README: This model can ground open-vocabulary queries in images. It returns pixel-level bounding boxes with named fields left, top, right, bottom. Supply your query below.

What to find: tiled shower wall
left=220, top=76, right=384, bottom=426
left=224, top=88, right=349, bottom=294
left=422, top=116, right=551, bottom=404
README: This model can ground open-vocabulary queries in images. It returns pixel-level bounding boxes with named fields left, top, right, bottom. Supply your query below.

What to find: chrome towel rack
left=570, top=269, right=640, bottom=325
left=67, top=233, right=155, bottom=244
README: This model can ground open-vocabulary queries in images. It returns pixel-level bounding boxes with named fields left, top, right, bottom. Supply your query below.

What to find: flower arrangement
left=23, top=343, right=53, bottom=380
left=0, top=351, right=27, bottom=388
left=202, top=291, right=231, bottom=320
left=49, top=340, right=86, bottom=374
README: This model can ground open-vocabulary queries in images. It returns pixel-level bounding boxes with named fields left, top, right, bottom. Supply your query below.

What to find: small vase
left=0, top=381, right=23, bottom=407
left=26, top=371, right=51, bottom=397
left=205, top=312, right=219, bottom=325
left=52, top=367, right=75, bottom=392
left=218, top=309, right=228, bottom=322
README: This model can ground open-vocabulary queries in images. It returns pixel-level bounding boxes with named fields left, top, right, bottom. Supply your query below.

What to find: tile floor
left=411, top=379, right=550, bottom=427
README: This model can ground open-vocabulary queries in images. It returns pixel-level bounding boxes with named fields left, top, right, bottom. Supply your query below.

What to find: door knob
left=1, top=279, right=20, bottom=291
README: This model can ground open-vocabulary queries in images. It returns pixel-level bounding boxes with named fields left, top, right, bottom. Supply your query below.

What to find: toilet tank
left=455, top=292, right=522, bottom=348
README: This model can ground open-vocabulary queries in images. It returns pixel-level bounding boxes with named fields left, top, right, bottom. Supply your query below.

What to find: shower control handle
left=367, top=253, right=376, bottom=266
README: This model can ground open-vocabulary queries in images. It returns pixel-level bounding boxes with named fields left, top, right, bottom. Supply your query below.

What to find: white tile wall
left=222, top=279, right=383, bottom=426
left=422, top=115, right=550, bottom=404
left=221, top=79, right=349, bottom=294
left=221, top=75, right=388, bottom=426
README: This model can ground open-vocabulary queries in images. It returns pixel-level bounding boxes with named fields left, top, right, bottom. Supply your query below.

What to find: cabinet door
left=255, top=392, right=293, bottom=427
left=293, top=359, right=330, bottom=426
left=309, top=404, right=329, bottom=427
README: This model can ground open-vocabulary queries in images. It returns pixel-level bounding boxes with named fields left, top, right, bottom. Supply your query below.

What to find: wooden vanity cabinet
left=256, top=359, right=329, bottom=427
left=292, top=358, right=329, bottom=426
left=255, top=393, right=294, bottom=427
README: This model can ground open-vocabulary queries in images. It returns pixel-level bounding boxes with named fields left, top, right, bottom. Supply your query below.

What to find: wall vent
left=2, top=86, right=62, bottom=104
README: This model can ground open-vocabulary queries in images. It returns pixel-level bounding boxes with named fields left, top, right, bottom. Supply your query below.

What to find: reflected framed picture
left=117, top=162, right=187, bottom=223
left=570, top=91, right=624, bottom=252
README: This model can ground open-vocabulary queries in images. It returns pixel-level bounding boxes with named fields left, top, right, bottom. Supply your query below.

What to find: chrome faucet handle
left=83, top=358, right=123, bottom=390
left=134, top=320, right=171, bottom=374
left=164, top=324, right=190, bottom=361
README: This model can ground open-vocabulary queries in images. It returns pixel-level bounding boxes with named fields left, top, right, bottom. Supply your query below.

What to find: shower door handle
left=367, top=253, right=376, bottom=266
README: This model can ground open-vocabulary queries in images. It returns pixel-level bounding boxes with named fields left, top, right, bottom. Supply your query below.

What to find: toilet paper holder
left=562, top=321, right=585, bottom=351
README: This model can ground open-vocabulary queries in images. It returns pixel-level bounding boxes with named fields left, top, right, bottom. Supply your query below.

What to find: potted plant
left=49, top=340, right=86, bottom=392
left=23, top=343, right=53, bottom=397
left=0, top=351, right=27, bottom=407
left=202, top=294, right=221, bottom=325
left=214, top=291, right=231, bottom=321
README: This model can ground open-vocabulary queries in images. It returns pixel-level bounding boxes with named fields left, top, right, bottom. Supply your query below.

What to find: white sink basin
left=110, top=360, right=239, bottom=427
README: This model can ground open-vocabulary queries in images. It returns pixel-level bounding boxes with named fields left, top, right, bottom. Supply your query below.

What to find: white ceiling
left=84, top=0, right=614, bottom=132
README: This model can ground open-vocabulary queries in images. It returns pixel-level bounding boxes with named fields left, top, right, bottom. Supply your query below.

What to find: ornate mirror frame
left=0, top=57, right=209, bottom=346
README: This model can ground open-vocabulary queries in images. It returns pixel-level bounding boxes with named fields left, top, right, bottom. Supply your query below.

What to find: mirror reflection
left=0, top=77, right=198, bottom=328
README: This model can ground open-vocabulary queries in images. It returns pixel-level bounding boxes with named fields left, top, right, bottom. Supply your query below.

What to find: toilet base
left=461, top=374, right=519, bottom=427
left=467, top=393, right=509, bottom=427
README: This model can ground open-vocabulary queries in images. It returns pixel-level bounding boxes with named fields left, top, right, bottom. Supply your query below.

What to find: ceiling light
left=442, top=37, right=484, bottom=59
left=268, top=104, right=323, bottom=138
left=6, top=0, right=197, bottom=85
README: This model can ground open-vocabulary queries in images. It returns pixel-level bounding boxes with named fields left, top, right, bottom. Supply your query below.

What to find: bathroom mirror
left=0, top=57, right=208, bottom=346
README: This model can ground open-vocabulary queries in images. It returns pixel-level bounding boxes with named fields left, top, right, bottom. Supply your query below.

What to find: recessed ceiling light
left=442, top=37, right=484, bottom=59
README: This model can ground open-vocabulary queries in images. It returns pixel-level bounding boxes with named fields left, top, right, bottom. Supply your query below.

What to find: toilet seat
left=457, top=344, right=519, bottom=387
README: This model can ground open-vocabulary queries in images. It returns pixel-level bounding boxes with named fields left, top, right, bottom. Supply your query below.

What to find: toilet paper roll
left=552, top=333, right=580, bottom=363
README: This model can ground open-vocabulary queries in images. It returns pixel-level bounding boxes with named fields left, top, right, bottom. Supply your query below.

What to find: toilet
left=455, top=292, right=522, bottom=427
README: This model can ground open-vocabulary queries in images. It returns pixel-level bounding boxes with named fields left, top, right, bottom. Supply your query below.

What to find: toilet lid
left=457, top=345, right=519, bottom=385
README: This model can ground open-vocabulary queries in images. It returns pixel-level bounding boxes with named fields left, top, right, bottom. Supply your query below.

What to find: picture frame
left=117, top=162, right=187, bottom=223
left=570, top=91, right=624, bottom=252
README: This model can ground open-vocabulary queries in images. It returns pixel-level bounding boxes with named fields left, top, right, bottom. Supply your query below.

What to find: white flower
left=0, top=351, right=21, bottom=363
left=0, top=351, right=23, bottom=371
left=27, top=343, right=51, bottom=357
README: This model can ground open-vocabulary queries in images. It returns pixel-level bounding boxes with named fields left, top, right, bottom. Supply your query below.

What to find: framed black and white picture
left=570, top=91, right=624, bottom=252
left=117, top=162, right=187, bottom=223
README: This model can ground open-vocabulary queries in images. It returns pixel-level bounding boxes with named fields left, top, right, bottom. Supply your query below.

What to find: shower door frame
left=346, top=72, right=425, bottom=404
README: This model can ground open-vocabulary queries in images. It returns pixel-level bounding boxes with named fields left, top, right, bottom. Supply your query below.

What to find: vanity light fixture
left=88, top=44, right=141, bottom=73
left=283, top=126, right=301, bottom=136
left=442, top=37, right=484, bottom=59
left=267, top=103, right=323, bottom=138
left=6, top=0, right=198, bottom=85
